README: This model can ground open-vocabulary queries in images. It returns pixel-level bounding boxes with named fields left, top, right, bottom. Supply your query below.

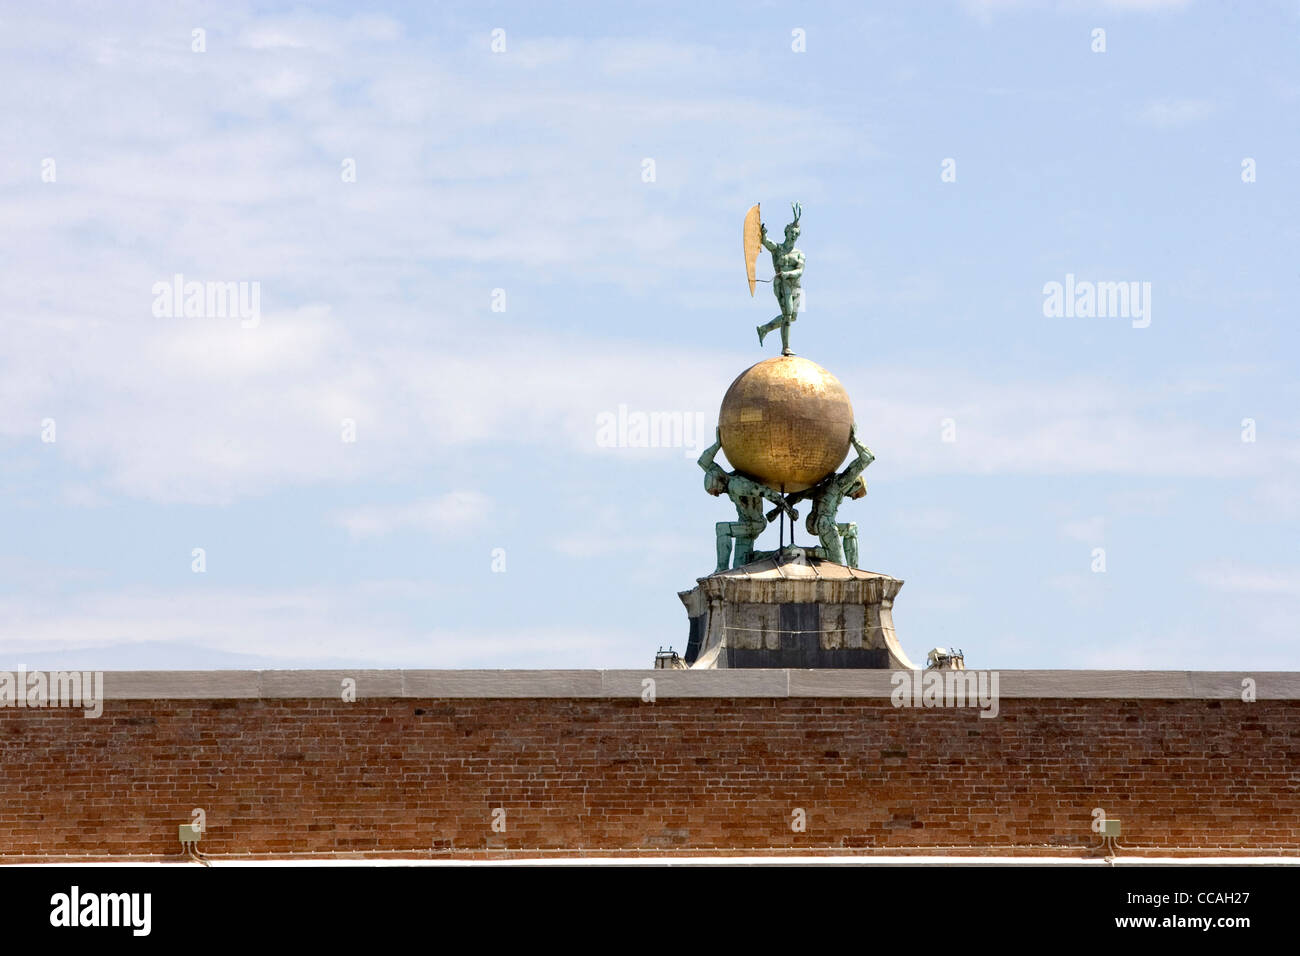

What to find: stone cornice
left=10, top=669, right=1292, bottom=700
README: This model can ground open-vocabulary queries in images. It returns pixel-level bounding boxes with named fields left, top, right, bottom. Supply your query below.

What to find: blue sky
left=1, top=0, right=1297, bottom=670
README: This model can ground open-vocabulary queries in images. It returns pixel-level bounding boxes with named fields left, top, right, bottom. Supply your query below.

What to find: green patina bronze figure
left=704, top=201, right=875, bottom=571
left=768, top=424, right=874, bottom=567
left=699, top=428, right=797, bottom=572
left=755, top=201, right=804, bottom=355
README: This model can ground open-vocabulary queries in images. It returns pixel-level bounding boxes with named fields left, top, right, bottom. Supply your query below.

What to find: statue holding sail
left=745, top=201, right=804, bottom=355
left=666, top=197, right=917, bottom=673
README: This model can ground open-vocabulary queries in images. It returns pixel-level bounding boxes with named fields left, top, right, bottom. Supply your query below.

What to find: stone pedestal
left=677, top=549, right=915, bottom=670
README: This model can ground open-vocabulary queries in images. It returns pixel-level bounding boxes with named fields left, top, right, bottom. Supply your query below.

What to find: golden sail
left=743, top=203, right=761, bottom=296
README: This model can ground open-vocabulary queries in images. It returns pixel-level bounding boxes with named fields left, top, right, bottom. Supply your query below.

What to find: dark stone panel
left=726, top=646, right=890, bottom=669
left=778, top=603, right=820, bottom=662
left=726, top=604, right=889, bottom=668
left=684, top=615, right=704, bottom=664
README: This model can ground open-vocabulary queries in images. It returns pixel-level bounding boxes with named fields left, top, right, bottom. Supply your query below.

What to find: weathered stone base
left=678, top=549, right=915, bottom=669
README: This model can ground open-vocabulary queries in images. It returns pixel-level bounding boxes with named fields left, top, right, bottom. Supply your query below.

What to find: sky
left=1, top=0, right=1297, bottom=671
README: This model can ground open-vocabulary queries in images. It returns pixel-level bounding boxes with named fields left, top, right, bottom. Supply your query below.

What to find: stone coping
left=6, top=669, right=1295, bottom=700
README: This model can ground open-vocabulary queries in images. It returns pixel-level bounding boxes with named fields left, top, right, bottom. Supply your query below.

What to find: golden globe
left=717, top=354, right=853, bottom=493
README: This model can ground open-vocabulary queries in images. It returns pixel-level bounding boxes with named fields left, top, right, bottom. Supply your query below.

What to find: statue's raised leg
left=757, top=316, right=784, bottom=347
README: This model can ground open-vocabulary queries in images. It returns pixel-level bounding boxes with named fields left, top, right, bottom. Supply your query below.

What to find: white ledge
left=9, top=669, right=1291, bottom=701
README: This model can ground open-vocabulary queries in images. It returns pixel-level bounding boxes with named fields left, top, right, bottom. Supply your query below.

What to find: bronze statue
left=697, top=202, right=874, bottom=570
left=755, top=202, right=804, bottom=355
left=769, top=425, right=873, bottom=567
left=698, top=429, right=797, bottom=572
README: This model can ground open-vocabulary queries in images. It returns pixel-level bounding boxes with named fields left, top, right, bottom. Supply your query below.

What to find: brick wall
left=2, top=693, right=1297, bottom=859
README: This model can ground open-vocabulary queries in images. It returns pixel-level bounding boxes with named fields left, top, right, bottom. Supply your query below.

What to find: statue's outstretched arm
left=697, top=427, right=723, bottom=471
left=850, top=424, right=873, bottom=461
left=839, top=425, right=875, bottom=484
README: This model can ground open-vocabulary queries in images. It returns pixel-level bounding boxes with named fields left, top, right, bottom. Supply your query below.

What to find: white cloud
left=1056, top=0, right=1192, bottom=12
left=1227, top=479, right=1300, bottom=523
left=0, top=585, right=633, bottom=668
left=501, top=37, right=581, bottom=69
left=552, top=530, right=695, bottom=559
left=1098, top=0, right=1191, bottom=9
left=1106, top=486, right=1177, bottom=516
left=335, top=492, right=491, bottom=538
left=0, top=7, right=872, bottom=505
left=1194, top=564, right=1300, bottom=596
left=959, top=0, right=1030, bottom=24
left=4, top=292, right=1295, bottom=504
left=6, top=7, right=1279, bottom=505
left=1061, top=515, right=1105, bottom=543
left=1045, top=572, right=1107, bottom=608
left=960, top=0, right=1193, bottom=24
left=891, top=508, right=956, bottom=534
left=1130, top=98, right=1215, bottom=128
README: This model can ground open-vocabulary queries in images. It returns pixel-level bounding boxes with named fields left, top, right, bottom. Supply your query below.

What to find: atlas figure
left=756, top=201, right=804, bottom=355
left=769, top=424, right=874, bottom=567
left=699, top=429, right=797, bottom=572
